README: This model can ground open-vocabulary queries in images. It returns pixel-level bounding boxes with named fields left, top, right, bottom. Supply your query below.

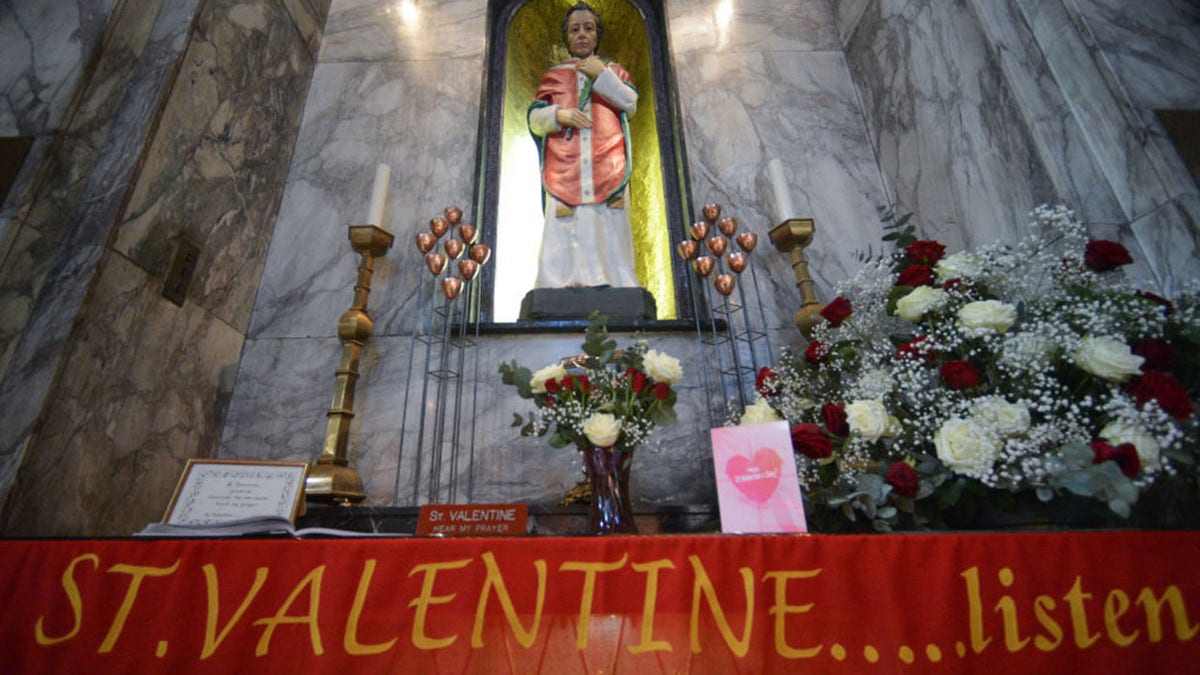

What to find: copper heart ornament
left=415, top=232, right=437, bottom=254
left=430, top=217, right=450, bottom=238
left=444, top=206, right=463, bottom=225
left=676, top=240, right=699, bottom=260
left=689, top=221, right=710, bottom=241
left=458, top=259, right=480, bottom=281
left=692, top=255, right=715, bottom=277
left=459, top=223, right=477, bottom=243
left=469, top=243, right=492, bottom=266
left=714, top=273, right=736, bottom=296
left=702, top=203, right=721, bottom=222
left=736, top=232, right=758, bottom=253
left=425, top=252, right=447, bottom=276
left=441, top=277, right=463, bottom=299
left=444, top=238, right=465, bottom=259
left=717, top=217, right=738, bottom=237
left=705, top=235, right=728, bottom=257
left=727, top=251, right=748, bottom=273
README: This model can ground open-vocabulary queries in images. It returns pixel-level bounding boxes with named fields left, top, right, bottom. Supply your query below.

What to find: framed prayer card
left=162, top=459, right=309, bottom=526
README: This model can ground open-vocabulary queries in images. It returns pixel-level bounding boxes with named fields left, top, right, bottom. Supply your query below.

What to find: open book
left=134, top=516, right=411, bottom=538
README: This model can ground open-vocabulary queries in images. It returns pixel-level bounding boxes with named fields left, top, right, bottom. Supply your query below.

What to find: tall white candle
left=767, top=158, right=795, bottom=224
left=366, top=163, right=391, bottom=226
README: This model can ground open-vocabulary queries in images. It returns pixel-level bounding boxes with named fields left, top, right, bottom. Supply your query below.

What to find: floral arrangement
left=500, top=312, right=682, bottom=452
left=748, top=205, right=1199, bottom=530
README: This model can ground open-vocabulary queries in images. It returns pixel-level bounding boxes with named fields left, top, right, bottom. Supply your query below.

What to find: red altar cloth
left=2, top=531, right=1197, bottom=673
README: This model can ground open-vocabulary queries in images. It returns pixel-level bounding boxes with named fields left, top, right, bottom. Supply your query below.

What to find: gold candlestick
left=306, top=224, right=394, bottom=503
left=768, top=218, right=823, bottom=338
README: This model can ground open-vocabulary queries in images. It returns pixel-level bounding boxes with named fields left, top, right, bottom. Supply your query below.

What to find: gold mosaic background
left=503, top=0, right=676, bottom=318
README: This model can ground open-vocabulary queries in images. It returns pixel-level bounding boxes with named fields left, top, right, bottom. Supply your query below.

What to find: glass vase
left=584, top=446, right=637, bottom=535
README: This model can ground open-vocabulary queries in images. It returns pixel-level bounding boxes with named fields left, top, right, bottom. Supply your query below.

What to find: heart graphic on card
left=725, top=448, right=783, bottom=503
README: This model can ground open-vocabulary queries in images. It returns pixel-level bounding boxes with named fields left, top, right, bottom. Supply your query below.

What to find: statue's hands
left=576, top=56, right=605, bottom=78
left=556, top=107, right=592, bottom=130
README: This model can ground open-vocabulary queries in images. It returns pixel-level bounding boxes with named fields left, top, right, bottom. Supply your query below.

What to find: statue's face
left=566, top=10, right=598, bottom=58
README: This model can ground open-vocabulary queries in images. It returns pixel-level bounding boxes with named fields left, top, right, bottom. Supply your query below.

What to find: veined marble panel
left=831, top=0, right=872, bottom=47
left=282, top=0, right=331, bottom=56
left=1071, top=0, right=1200, bottom=111
left=221, top=328, right=718, bottom=507
left=0, top=252, right=244, bottom=537
left=1017, top=0, right=1196, bottom=220
left=320, top=0, right=485, bottom=63
left=672, top=44, right=888, bottom=324
left=844, top=0, right=1058, bottom=253
left=114, top=0, right=317, bottom=332
left=1127, top=195, right=1200, bottom=296
left=0, top=0, right=116, bottom=137
left=668, top=0, right=840, bottom=54
left=247, top=57, right=483, bottom=339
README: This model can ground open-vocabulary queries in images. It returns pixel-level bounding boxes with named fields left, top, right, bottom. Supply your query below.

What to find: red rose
left=895, top=265, right=934, bottom=287
left=820, top=296, right=852, bottom=327
left=1129, top=371, right=1194, bottom=419
left=804, top=340, right=827, bottom=364
left=821, top=402, right=849, bottom=437
left=1131, top=339, right=1176, bottom=373
left=543, top=396, right=555, bottom=407
left=560, top=374, right=575, bottom=391
left=1136, top=290, right=1174, bottom=316
left=790, top=423, right=833, bottom=460
left=940, top=360, right=980, bottom=390
left=1091, top=440, right=1140, bottom=478
left=653, top=382, right=671, bottom=400
left=544, top=378, right=561, bottom=394
left=578, top=374, right=591, bottom=394
left=906, top=240, right=946, bottom=265
left=884, top=462, right=920, bottom=498
left=755, top=367, right=779, bottom=396
left=627, top=368, right=646, bottom=393
left=896, top=336, right=937, bottom=362
left=1084, top=240, right=1133, bottom=272
left=942, top=278, right=964, bottom=291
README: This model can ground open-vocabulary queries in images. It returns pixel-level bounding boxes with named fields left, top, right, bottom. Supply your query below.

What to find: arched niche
left=476, top=0, right=694, bottom=323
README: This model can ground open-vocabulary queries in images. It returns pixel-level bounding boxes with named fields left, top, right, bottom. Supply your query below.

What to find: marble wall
left=0, top=0, right=327, bottom=536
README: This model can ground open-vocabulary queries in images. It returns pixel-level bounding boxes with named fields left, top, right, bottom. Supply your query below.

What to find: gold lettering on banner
left=344, top=559, right=398, bottom=655
left=559, top=555, right=628, bottom=649
left=994, top=568, right=1029, bottom=652
left=99, top=560, right=181, bottom=653
left=201, top=564, right=269, bottom=659
left=1136, top=586, right=1199, bottom=642
left=35, top=553, right=99, bottom=646
left=763, top=569, right=822, bottom=659
left=471, top=552, right=547, bottom=649
left=688, top=556, right=754, bottom=657
left=628, top=559, right=675, bottom=654
left=1103, top=589, right=1138, bottom=647
left=1033, top=595, right=1063, bottom=651
left=961, top=567, right=993, bottom=654
left=252, top=566, right=325, bottom=657
left=408, top=558, right=472, bottom=650
left=1063, top=577, right=1100, bottom=649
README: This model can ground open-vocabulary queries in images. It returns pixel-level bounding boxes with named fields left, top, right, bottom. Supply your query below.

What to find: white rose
left=1073, top=336, right=1144, bottom=382
left=971, top=396, right=1031, bottom=437
left=895, top=285, right=948, bottom=323
left=934, top=251, right=981, bottom=282
left=1100, top=420, right=1161, bottom=469
left=643, top=349, right=683, bottom=384
left=740, top=397, right=781, bottom=426
left=845, top=399, right=891, bottom=442
left=934, top=418, right=1000, bottom=479
left=582, top=413, right=621, bottom=448
left=958, top=300, right=1018, bottom=334
left=530, top=364, right=567, bottom=393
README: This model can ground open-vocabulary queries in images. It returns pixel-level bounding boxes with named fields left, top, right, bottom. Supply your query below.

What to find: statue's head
left=562, top=2, right=602, bottom=58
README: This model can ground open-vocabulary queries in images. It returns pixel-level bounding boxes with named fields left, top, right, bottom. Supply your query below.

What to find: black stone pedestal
left=519, top=287, right=657, bottom=321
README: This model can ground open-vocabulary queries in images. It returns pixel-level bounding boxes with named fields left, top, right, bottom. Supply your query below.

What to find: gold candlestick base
left=769, top=218, right=824, bottom=338
left=306, top=224, right=393, bottom=504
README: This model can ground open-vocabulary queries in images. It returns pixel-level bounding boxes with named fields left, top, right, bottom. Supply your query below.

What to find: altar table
left=2, top=531, right=1197, bottom=673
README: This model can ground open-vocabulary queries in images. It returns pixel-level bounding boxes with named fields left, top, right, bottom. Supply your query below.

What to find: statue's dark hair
left=561, top=2, right=603, bottom=53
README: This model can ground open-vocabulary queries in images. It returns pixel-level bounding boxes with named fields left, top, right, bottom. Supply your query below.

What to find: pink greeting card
left=710, top=421, right=808, bottom=533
